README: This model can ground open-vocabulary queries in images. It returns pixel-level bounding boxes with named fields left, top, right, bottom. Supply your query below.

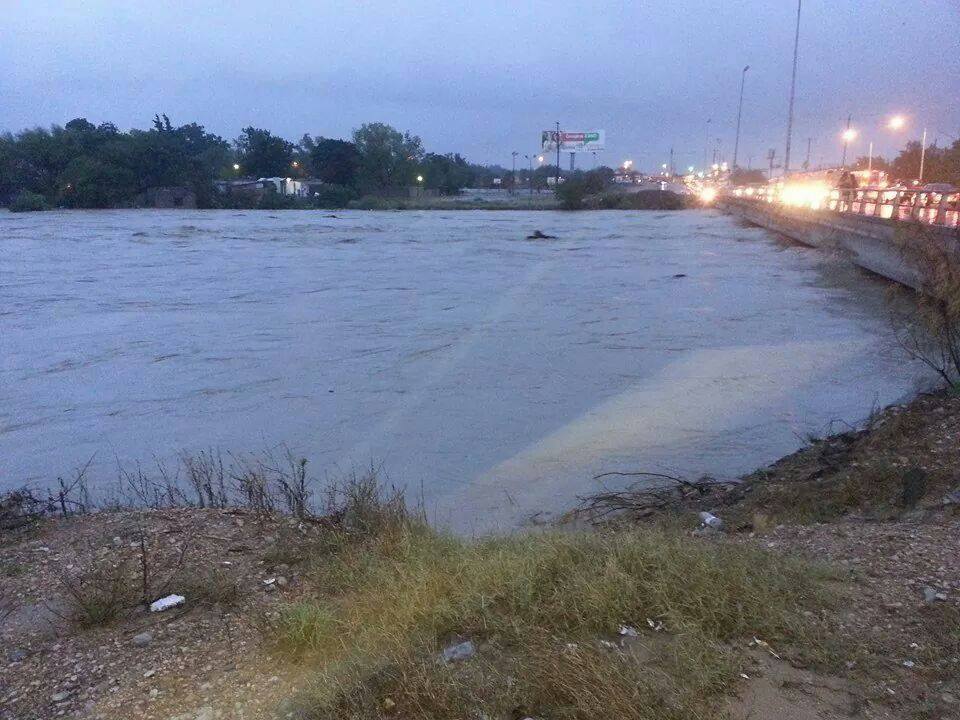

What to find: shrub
left=8, top=190, right=49, bottom=212
left=554, top=178, right=589, bottom=210
left=311, top=183, right=357, bottom=208
left=59, top=559, right=136, bottom=628
left=257, top=191, right=300, bottom=210
left=585, top=190, right=691, bottom=210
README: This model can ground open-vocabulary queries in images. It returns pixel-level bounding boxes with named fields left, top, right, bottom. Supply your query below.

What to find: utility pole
left=919, top=127, right=928, bottom=181
left=570, top=152, right=575, bottom=171
left=732, top=64, right=750, bottom=170
left=669, top=146, right=675, bottom=175
left=555, top=121, right=561, bottom=186
left=767, top=148, right=776, bottom=179
left=783, top=0, right=802, bottom=176
left=511, top=151, right=518, bottom=194
left=703, top=118, right=712, bottom=170
left=526, top=154, right=534, bottom=197
left=804, top=137, right=811, bottom=170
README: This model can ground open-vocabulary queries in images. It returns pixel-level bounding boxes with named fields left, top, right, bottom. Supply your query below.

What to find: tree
left=352, top=122, right=424, bottom=192
left=60, top=155, right=135, bottom=208
left=853, top=155, right=889, bottom=173
left=419, top=153, right=473, bottom=195
left=303, top=136, right=360, bottom=187
left=235, top=127, right=295, bottom=178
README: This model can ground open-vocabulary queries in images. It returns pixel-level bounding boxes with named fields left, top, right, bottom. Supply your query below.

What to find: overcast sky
left=3, top=1, right=959, bottom=171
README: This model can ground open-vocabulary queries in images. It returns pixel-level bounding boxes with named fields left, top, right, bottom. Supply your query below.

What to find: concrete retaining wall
left=721, top=198, right=960, bottom=291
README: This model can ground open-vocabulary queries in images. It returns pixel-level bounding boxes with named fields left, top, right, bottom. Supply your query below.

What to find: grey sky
left=3, top=1, right=958, bottom=171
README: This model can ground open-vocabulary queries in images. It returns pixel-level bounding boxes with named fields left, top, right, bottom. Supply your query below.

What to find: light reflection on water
left=0, top=208, right=927, bottom=530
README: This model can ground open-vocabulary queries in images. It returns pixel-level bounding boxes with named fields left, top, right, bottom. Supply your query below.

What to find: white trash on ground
left=698, top=511, right=724, bottom=531
left=149, top=594, right=185, bottom=612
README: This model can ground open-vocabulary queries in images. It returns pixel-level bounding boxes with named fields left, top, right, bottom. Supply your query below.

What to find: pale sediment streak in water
left=0, top=209, right=927, bottom=528
left=450, top=340, right=867, bottom=532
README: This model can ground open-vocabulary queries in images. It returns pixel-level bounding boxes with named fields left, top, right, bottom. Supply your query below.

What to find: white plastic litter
left=618, top=625, right=639, bottom=637
left=698, top=511, right=724, bottom=530
left=149, top=594, right=185, bottom=612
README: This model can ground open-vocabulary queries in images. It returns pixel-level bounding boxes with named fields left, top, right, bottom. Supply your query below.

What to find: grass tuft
left=271, top=518, right=835, bottom=719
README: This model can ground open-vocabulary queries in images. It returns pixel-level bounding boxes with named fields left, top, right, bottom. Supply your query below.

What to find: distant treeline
left=852, top=140, right=960, bottom=186
left=0, top=115, right=526, bottom=209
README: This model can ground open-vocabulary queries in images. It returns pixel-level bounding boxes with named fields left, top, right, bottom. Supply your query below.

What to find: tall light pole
left=783, top=0, right=802, bottom=176
left=919, top=127, right=928, bottom=182
left=511, top=151, right=518, bottom=194
left=732, top=65, right=750, bottom=170
left=524, top=154, right=534, bottom=197
left=703, top=118, right=712, bottom=170
left=555, top=121, right=561, bottom=186
left=840, top=115, right=855, bottom=168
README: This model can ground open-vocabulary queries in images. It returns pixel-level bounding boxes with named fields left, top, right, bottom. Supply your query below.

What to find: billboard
left=541, top=130, right=605, bottom=153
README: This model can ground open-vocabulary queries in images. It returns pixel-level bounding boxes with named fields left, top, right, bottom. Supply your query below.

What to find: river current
left=1, top=208, right=927, bottom=530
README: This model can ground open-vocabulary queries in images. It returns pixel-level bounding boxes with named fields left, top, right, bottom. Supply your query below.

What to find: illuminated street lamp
left=537, top=155, right=544, bottom=163
left=622, top=160, right=633, bottom=170
left=687, top=165, right=695, bottom=173
left=840, top=126, right=857, bottom=168
left=291, top=161, right=299, bottom=168
left=232, top=163, right=240, bottom=171
left=886, top=114, right=927, bottom=181
left=416, top=175, right=424, bottom=183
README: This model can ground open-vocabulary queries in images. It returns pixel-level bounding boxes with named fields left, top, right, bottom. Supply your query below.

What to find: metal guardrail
left=730, top=185, right=960, bottom=229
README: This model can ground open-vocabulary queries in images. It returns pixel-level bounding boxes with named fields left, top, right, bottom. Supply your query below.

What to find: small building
left=214, top=179, right=273, bottom=201
left=258, top=177, right=310, bottom=197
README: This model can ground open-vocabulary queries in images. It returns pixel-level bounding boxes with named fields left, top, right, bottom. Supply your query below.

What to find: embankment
left=3, top=390, right=959, bottom=720
left=720, top=197, right=960, bottom=291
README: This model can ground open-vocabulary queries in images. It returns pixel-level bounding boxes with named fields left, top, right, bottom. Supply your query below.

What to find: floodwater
left=1, top=209, right=927, bottom=531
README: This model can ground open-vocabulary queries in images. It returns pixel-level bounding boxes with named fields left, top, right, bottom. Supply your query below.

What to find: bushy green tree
left=553, top=169, right=611, bottom=210
left=419, top=153, right=473, bottom=195
left=0, top=115, right=231, bottom=208
left=302, top=136, right=360, bottom=187
left=352, top=122, right=423, bottom=192
left=235, top=127, right=295, bottom=178
left=60, top=155, right=135, bottom=208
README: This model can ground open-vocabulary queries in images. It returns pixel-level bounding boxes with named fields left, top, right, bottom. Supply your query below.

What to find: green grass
left=270, top=516, right=836, bottom=719
left=1, top=561, right=25, bottom=578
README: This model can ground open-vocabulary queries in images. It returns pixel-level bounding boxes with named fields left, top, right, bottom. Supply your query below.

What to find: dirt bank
left=2, top=390, right=958, bottom=720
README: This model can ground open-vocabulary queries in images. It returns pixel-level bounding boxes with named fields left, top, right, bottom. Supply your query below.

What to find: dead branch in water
left=570, top=472, right=741, bottom=524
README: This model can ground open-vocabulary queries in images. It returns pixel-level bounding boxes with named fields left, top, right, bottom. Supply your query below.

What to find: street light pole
left=783, top=0, right=802, bottom=176
left=919, top=127, right=928, bottom=182
left=555, top=121, right=561, bottom=186
left=703, top=118, right=712, bottom=170
left=526, top=154, right=534, bottom=197
left=732, top=65, right=750, bottom=170
left=511, top=151, right=518, bottom=194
